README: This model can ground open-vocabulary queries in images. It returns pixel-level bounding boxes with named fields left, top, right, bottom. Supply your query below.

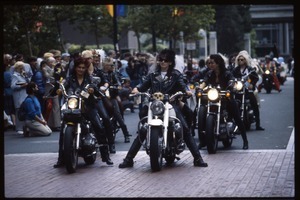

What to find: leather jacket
left=232, top=65, right=259, bottom=89
left=203, top=69, right=234, bottom=90
left=137, top=69, right=186, bottom=95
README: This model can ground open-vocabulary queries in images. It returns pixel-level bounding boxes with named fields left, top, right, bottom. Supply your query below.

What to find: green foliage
left=214, top=5, right=255, bottom=56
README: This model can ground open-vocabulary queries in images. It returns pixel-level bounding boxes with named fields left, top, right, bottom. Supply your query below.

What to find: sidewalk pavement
left=4, top=131, right=295, bottom=198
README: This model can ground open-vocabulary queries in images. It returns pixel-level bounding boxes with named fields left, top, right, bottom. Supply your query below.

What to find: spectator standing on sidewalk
left=11, top=61, right=30, bottom=135
left=4, top=53, right=16, bottom=129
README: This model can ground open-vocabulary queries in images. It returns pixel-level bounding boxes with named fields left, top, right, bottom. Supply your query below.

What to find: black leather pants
left=228, top=99, right=248, bottom=143
left=246, top=92, right=261, bottom=127
left=96, top=100, right=114, bottom=145
left=125, top=104, right=203, bottom=161
left=111, top=98, right=130, bottom=136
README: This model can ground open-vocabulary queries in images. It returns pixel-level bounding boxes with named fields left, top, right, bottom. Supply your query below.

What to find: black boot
left=119, top=157, right=134, bottom=168
left=118, top=134, right=145, bottom=168
left=109, top=144, right=116, bottom=154
left=194, top=156, right=208, bottom=167
left=100, top=146, right=113, bottom=165
left=122, top=125, right=132, bottom=143
left=256, top=125, right=265, bottom=131
left=241, top=132, right=249, bottom=150
left=124, top=136, right=130, bottom=143
left=53, top=150, right=64, bottom=168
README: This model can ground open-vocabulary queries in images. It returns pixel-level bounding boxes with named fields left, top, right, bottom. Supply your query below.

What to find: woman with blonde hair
left=11, top=61, right=30, bottom=134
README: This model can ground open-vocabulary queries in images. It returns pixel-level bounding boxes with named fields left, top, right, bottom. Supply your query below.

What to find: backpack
left=18, top=96, right=32, bottom=121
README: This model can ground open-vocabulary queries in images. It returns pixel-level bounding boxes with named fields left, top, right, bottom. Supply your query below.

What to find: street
left=3, top=77, right=295, bottom=198
left=4, top=77, right=295, bottom=153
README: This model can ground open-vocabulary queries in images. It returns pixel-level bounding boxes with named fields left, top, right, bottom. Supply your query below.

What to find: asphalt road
left=3, top=77, right=294, bottom=154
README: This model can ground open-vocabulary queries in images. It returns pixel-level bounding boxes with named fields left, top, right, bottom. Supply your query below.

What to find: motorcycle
left=195, top=83, right=237, bottom=154
left=130, top=91, right=185, bottom=172
left=233, top=71, right=257, bottom=131
left=260, top=69, right=275, bottom=94
left=58, top=79, right=99, bottom=173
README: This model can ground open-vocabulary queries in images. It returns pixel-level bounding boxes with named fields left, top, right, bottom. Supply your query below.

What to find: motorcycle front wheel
left=64, top=125, right=78, bottom=173
left=149, top=126, right=163, bottom=172
left=205, top=115, right=218, bottom=154
left=243, top=109, right=251, bottom=130
left=197, top=105, right=207, bottom=148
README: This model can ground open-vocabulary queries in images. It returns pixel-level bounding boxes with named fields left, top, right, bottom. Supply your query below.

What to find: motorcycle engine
left=82, top=133, right=97, bottom=152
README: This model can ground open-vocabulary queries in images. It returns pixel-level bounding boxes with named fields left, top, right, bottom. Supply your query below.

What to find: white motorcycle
left=130, top=91, right=185, bottom=172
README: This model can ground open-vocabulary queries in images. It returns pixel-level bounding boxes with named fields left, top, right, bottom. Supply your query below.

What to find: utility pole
left=113, top=5, right=119, bottom=52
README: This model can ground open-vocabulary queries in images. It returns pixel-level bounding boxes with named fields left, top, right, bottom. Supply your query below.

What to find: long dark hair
left=157, top=49, right=176, bottom=74
left=209, top=54, right=227, bottom=74
left=71, top=57, right=88, bottom=77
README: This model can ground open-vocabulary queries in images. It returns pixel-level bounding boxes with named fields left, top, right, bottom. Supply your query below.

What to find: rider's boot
left=53, top=149, right=64, bottom=168
left=100, top=145, right=113, bottom=165
left=109, top=143, right=116, bottom=154
left=184, top=128, right=208, bottom=167
left=121, top=125, right=131, bottom=143
left=241, top=131, right=249, bottom=150
left=119, top=127, right=147, bottom=168
left=194, top=156, right=208, bottom=167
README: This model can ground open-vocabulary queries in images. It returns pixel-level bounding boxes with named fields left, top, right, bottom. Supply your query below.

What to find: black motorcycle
left=195, top=83, right=238, bottom=154
left=261, top=69, right=274, bottom=94
left=233, top=72, right=256, bottom=131
left=59, top=80, right=99, bottom=174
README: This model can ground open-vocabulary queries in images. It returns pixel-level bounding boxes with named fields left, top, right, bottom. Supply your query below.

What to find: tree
left=214, top=5, right=253, bottom=56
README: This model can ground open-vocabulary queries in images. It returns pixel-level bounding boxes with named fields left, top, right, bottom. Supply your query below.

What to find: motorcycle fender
left=66, top=122, right=75, bottom=125
left=148, top=119, right=163, bottom=126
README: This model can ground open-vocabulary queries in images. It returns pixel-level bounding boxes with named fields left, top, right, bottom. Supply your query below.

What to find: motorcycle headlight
left=234, top=81, right=243, bottom=91
left=265, top=70, right=270, bottom=75
left=68, top=97, right=78, bottom=109
left=207, top=88, right=219, bottom=101
left=150, top=100, right=165, bottom=115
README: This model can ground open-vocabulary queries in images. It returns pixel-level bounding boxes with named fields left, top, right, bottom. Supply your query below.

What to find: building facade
left=249, top=5, right=294, bottom=59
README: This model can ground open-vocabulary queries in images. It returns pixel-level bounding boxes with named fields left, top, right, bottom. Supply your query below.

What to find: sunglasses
left=158, top=59, right=170, bottom=63
left=238, top=58, right=245, bottom=61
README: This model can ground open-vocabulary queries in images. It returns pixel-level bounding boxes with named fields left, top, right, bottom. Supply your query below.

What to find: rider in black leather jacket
left=118, top=49, right=208, bottom=168
left=232, top=50, right=264, bottom=131
left=200, top=54, right=249, bottom=150
left=99, top=57, right=132, bottom=148
left=53, top=57, right=113, bottom=168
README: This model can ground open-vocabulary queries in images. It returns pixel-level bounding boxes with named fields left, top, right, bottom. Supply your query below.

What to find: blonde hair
left=14, top=61, right=24, bottom=71
left=43, top=52, right=54, bottom=60
left=81, top=50, right=93, bottom=59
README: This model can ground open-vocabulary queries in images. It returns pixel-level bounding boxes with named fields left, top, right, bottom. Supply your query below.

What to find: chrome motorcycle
left=131, top=91, right=185, bottom=172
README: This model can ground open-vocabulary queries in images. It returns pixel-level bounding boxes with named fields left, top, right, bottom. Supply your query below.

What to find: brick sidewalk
left=4, top=147, right=294, bottom=198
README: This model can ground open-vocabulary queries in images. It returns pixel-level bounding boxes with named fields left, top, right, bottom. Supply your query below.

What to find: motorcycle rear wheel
left=64, top=126, right=78, bottom=174
left=149, top=126, right=163, bottom=172
left=206, top=115, right=218, bottom=154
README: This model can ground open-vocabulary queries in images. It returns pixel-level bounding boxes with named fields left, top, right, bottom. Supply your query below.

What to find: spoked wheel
left=149, top=126, right=163, bottom=172
left=64, top=126, right=78, bottom=173
left=205, top=115, right=218, bottom=154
